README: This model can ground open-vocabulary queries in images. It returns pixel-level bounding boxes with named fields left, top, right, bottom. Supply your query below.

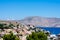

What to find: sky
left=0, top=0, right=60, bottom=20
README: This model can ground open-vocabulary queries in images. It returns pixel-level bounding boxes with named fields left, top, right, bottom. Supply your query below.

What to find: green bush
left=26, top=32, right=47, bottom=40
left=3, top=32, right=20, bottom=40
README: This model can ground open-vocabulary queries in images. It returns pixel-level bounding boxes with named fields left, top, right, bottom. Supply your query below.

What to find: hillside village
left=0, top=0, right=60, bottom=40
left=0, top=21, right=60, bottom=40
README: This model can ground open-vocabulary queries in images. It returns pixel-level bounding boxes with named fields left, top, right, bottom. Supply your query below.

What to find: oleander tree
left=26, top=32, right=47, bottom=40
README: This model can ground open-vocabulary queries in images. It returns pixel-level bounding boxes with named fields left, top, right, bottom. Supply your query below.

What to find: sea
left=37, top=27, right=60, bottom=35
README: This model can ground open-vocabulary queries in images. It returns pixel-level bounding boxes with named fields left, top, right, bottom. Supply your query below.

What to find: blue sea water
left=37, top=27, right=60, bottom=34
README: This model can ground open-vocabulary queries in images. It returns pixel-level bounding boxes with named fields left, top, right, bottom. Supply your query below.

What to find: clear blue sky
left=0, top=0, right=60, bottom=20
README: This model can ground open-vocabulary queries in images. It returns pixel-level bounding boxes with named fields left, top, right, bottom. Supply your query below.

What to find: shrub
left=3, top=32, right=20, bottom=40
left=26, top=32, right=47, bottom=40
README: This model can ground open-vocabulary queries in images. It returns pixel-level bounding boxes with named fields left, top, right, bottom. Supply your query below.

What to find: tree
left=3, top=32, right=20, bottom=40
left=45, top=31, right=50, bottom=36
left=0, top=24, right=4, bottom=29
left=17, top=24, right=19, bottom=28
left=9, top=23, right=14, bottom=28
left=0, top=24, right=8, bottom=30
left=26, top=32, right=47, bottom=40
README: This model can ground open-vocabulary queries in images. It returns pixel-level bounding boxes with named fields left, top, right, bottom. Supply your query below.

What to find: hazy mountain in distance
left=19, top=16, right=60, bottom=27
left=0, top=16, right=60, bottom=27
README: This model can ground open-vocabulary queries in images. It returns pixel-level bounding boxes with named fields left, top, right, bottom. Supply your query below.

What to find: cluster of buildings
left=0, top=23, right=60, bottom=40
left=0, top=23, right=35, bottom=40
left=47, top=34, right=60, bottom=40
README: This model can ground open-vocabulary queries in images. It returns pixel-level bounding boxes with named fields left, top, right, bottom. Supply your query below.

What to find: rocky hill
left=0, top=16, right=60, bottom=27
left=19, top=16, right=60, bottom=27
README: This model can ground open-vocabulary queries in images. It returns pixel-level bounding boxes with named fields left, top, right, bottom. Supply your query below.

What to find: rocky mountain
left=0, top=16, right=60, bottom=27
left=19, top=16, right=60, bottom=27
